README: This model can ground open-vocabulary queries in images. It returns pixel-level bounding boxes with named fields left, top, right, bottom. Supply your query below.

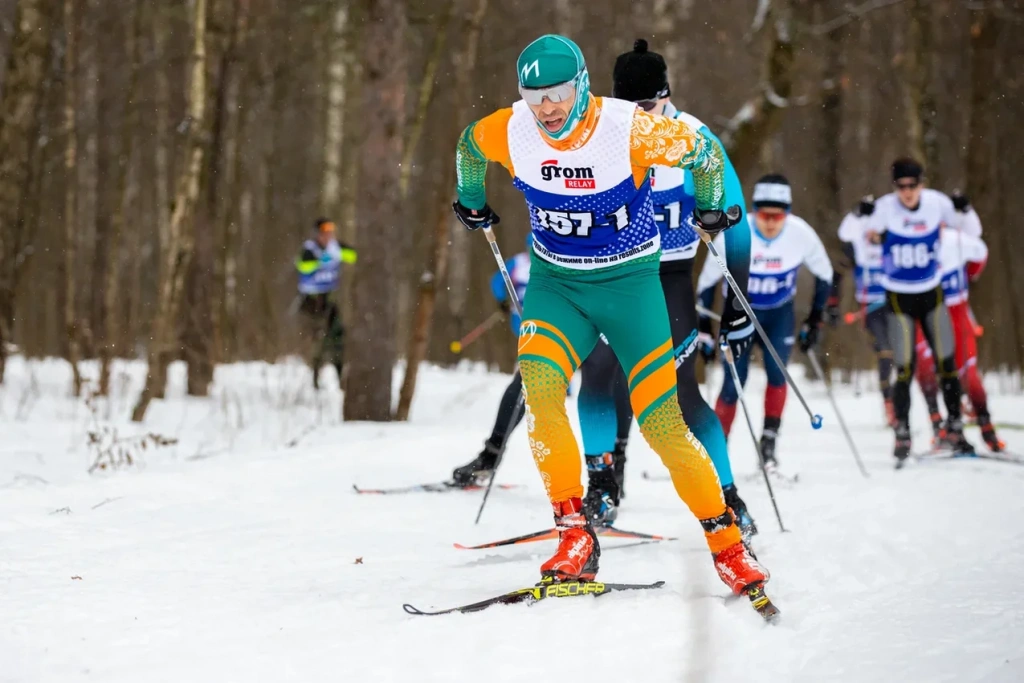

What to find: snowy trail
left=2, top=358, right=1024, bottom=682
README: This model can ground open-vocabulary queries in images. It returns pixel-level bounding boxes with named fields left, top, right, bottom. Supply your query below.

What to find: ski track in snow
left=2, top=357, right=1023, bottom=682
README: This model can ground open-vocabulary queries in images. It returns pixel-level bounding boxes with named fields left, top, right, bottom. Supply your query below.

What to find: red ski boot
left=540, top=497, right=600, bottom=582
left=978, top=416, right=1005, bottom=453
left=714, top=541, right=770, bottom=595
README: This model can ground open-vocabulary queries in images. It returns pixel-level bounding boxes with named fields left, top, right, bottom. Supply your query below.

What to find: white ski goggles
left=519, top=80, right=576, bottom=105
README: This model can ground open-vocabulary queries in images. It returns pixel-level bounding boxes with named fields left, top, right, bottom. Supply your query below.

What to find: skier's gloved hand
left=799, top=308, right=823, bottom=353
left=951, top=191, right=971, bottom=213
left=498, top=299, right=511, bottom=315
left=693, top=205, right=742, bottom=236
left=856, top=195, right=875, bottom=217
left=697, top=315, right=716, bottom=362
left=452, top=201, right=501, bottom=230
left=720, top=299, right=754, bottom=359
left=824, top=295, right=841, bottom=328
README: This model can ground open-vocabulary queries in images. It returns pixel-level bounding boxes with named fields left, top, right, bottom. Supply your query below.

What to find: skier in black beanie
left=574, top=38, right=762, bottom=539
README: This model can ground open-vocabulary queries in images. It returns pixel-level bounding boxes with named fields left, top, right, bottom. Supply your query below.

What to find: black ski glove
left=697, top=314, right=716, bottom=362
left=720, top=297, right=754, bottom=359
left=951, top=191, right=970, bottom=213
left=855, top=195, right=875, bottom=217
left=799, top=308, right=823, bottom=353
left=498, top=299, right=511, bottom=315
left=452, top=201, right=501, bottom=230
left=693, top=205, right=743, bottom=236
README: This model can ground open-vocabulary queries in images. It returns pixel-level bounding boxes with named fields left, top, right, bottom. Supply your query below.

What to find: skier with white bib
left=699, top=175, right=834, bottom=473
left=864, top=158, right=974, bottom=465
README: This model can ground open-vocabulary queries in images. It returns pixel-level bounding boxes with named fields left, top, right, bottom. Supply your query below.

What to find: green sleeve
left=455, top=122, right=489, bottom=210
left=680, top=130, right=726, bottom=212
left=295, top=258, right=318, bottom=275
left=340, top=247, right=357, bottom=265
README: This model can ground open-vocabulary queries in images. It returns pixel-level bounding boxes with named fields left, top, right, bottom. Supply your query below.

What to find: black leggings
left=865, top=307, right=894, bottom=401
left=486, top=347, right=632, bottom=453
left=886, top=287, right=961, bottom=424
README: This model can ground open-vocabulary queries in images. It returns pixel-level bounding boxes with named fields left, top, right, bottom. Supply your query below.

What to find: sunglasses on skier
left=628, top=86, right=671, bottom=112
left=894, top=181, right=920, bottom=191
left=519, top=80, right=577, bottom=105
left=756, top=209, right=787, bottom=223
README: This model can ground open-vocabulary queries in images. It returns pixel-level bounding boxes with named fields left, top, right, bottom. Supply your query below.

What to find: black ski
left=403, top=580, right=665, bottom=616
left=912, top=449, right=1024, bottom=467
left=352, top=481, right=521, bottom=495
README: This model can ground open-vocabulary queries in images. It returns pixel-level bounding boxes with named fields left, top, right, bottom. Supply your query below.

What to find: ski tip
left=811, top=414, right=823, bottom=430
left=453, top=543, right=470, bottom=550
left=402, top=603, right=425, bottom=615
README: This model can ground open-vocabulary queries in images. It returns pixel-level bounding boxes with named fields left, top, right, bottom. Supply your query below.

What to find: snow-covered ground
left=2, top=356, right=1023, bottom=683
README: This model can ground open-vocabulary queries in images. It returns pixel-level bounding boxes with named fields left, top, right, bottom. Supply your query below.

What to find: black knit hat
left=612, top=39, right=669, bottom=102
left=891, top=157, right=923, bottom=182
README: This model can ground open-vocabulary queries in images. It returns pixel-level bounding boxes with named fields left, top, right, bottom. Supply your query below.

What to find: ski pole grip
left=811, top=414, right=824, bottom=430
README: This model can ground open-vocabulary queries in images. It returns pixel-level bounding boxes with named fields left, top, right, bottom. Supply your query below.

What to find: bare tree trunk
left=395, top=0, right=486, bottom=421
left=76, top=0, right=98, bottom=358
left=0, top=0, right=55, bottom=383
left=132, top=0, right=208, bottom=422
left=903, top=0, right=939, bottom=180
left=721, top=0, right=795, bottom=182
left=321, top=0, right=348, bottom=219
left=63, top=0, right=82, bottom=395
left=964, top=9, right=1021, bottom=367
left=343, top=0, right=406, bottom=422
left=186, top=0, right=241, bottom=397
left=98, top=0, right=142, bottom=395
left=153, top=4, right=171, bottom=261
left=397, top=0, right=450, bottom=200
left=215, top=0, right=248, bottom=361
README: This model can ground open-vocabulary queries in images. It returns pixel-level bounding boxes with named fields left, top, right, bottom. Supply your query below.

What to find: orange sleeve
left=465, top=107, right=515, bottom=176
left=627, top=108, right=726, bottom=210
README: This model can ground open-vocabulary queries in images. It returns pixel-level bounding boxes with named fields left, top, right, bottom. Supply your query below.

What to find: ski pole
left=450, top=310, right=505, bottom=354
left=696, top=303, right=721, bottom=321
left=474, top=224, right=527, bottom=524
left=842, top=301, right=885, bottom=325
left=720, top=341, right=787, bottom=533
left=806, top=348, right=870, bottom=478
left=475, top=381, right=524, bottom=524
left=698, top=230, right=823, bottom=430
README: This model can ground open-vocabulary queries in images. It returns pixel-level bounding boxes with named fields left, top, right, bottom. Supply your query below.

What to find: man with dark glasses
left=698, top=175, right=834, bottom=478
left=451, top=34, right=768, bottom=596
left=569, top=38, right=758, bottom=540
left=865, top=158, right=974, bottom=466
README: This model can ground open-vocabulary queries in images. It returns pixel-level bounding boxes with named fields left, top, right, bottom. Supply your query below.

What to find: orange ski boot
left=540, top=497, right=600, bottom=582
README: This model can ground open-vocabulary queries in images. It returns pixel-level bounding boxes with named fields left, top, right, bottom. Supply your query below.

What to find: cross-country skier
left=912, top=221, right=1005, bottom=452
left=452, top=235, right=633, bottom=490
left=830, top=196, right=896, bottom=426
left=698, top=175, right=834, bottom=472
left=582, top=38, right=758, bottom=538
left=294, top=218, right=357, bottom=390
left=451, top=34, right=767, bottom=593
left=864, top=158, right=974, bottom=465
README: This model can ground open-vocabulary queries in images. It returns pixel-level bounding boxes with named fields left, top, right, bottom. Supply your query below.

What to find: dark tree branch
left=812, top=0, right=910, bottom=35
